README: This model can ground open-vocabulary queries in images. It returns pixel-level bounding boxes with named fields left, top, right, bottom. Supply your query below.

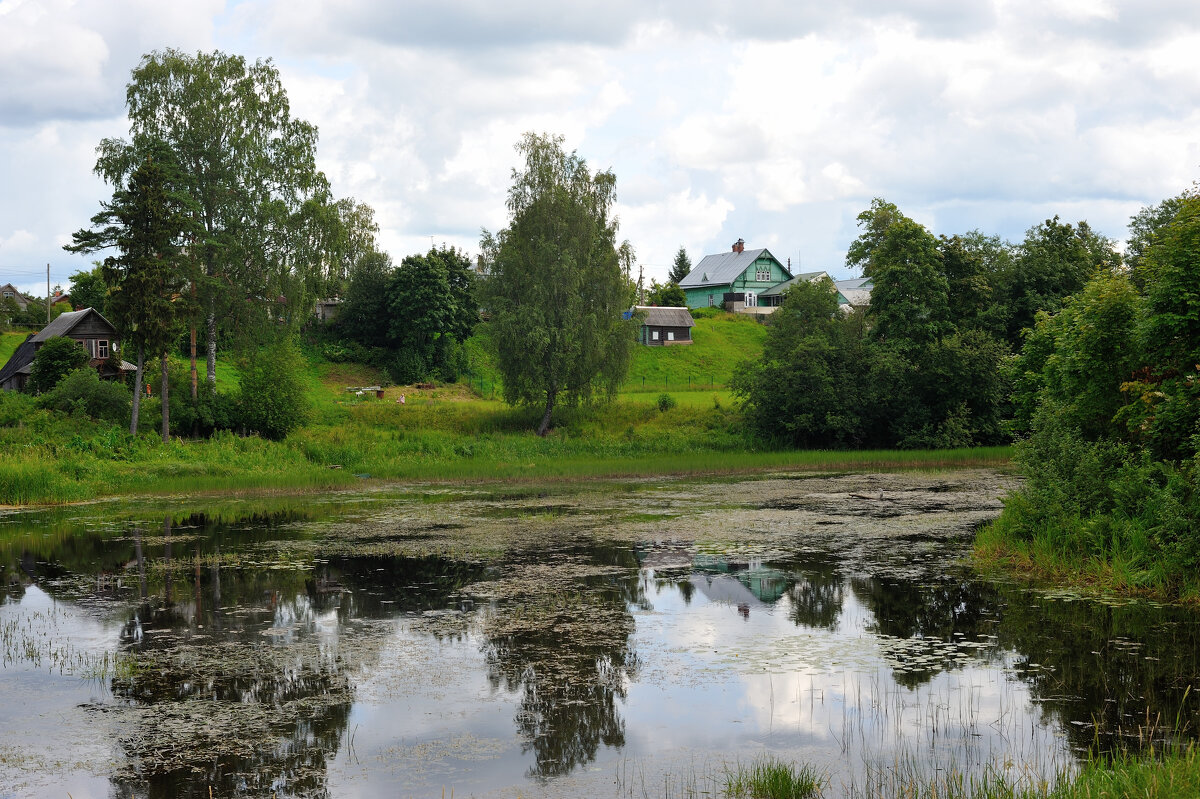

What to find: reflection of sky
left=0, top=560, right=1086, bottom=797
left=0, top=586, right=125, bottom=798
left=614, top=572, right=1074, bottom=795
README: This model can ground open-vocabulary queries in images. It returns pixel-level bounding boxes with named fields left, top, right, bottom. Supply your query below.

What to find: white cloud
left=3, top=0, right=1200, bottom=288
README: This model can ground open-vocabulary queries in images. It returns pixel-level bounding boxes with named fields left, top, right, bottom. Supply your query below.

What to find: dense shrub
left=36, top=368, right=131, bottom=425
left=28, top=336, right=90, bottom=394
left=236, top=337, right=311, bottom=440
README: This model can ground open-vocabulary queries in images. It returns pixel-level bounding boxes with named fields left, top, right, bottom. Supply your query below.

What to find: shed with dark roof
left=632, top=306, right=695, bottom=345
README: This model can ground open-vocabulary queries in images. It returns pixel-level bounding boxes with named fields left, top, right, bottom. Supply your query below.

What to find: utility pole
left=46, top=263, right=50, bottom=324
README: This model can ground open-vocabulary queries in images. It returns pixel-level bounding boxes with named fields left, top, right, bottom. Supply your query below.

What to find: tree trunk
left=537, top=390, right=556, bottom=437
left=206, top=305, right=217, bottom=389
left=129, top=346, right=144, bottom=435
left=161, top=353, right=170, bottom=444
left=190, top=298, right=198, bottom=400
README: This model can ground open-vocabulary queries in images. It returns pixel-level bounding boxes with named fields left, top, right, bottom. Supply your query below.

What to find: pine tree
left=669, top=247, right=692, bottom=284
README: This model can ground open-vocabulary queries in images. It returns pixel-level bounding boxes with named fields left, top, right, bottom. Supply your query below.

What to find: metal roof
left=31, top=308, right=115, bottom=343
left=834, top=278, right=872, bottom=307
left=632, top=306, right=695, bottom=327
left=678, top=248, right=789, bottom=289
left=759, top=271, right=830, bottom=297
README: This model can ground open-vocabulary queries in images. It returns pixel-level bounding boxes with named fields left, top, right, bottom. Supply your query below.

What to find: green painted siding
left=684, top=253, right=790, bottom=308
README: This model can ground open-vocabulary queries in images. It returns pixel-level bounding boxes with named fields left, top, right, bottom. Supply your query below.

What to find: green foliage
left=236, top=337, right=311, bottom=440
left=0, top=297, right=19, bottom=331
left=647, top=281, right=687, bottom=307
left=67, top=265, right=109, bottom=316
left=988, top=193, right=1200, bottom=595
left=996, top=216, right=1117, bottom=346
left=668, top=246, right=692, bottom=284
left=481, top=132, right=637, bottom=435
left=28, top=336, right=91, bottom=394
left=387, top=245, right=478, bottom=378
left=36, top=368, right=131, bottom=425
left=743, top=205, right=1010, bottom=450
left=734, top=279, right=870, bottom=448
left=94, top=48, right=343, bottom=385
left=656, top=393, right=677, bottom=412
left=724, top=756, right=822, bottom=799
left=337, top=251, right=394, bottom=348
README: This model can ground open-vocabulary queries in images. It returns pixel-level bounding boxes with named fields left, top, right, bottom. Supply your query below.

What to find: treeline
left=734, top=199, right=1113, bottom=449
left=992, top=190, right=1200, bottom=590
left=308, top=245, right=478, bottom=385
left=736, top=191, right=1200, bottom=592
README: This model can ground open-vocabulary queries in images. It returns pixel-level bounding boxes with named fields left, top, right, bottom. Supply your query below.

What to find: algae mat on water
left=3, top=469, right=1199, bottom=799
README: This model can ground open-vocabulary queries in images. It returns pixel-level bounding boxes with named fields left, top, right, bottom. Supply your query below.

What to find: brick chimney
left=732, top=238, right=745, bottom=254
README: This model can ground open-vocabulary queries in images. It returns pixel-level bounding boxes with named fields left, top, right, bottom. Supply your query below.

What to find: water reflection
left=483, top=543, right=642, bottom=779
left=1, top=484, right=1200, bottom=798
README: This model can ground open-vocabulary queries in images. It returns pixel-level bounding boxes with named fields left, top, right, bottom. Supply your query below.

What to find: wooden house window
left=652, top=330, right=659, bottom=340
left=97, top=340, right=109, bottom=359
left=667, top=331, right=675, bottom=341
left=755, top=268, right=771, bottom=281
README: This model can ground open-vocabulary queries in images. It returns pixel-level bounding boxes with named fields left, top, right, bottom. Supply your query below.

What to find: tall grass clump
left=724, top=757, right=822, bottom=799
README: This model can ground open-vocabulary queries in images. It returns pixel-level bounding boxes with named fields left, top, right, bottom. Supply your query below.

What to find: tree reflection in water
left=107, top=522, right=489, bottom=798
left=482, top=543, right=643, bottom=779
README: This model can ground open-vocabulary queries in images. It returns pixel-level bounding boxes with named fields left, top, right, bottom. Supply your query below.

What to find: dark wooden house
left=633, top=306, right=695, bottom=346
left=0, top=307, right=134, bottom=391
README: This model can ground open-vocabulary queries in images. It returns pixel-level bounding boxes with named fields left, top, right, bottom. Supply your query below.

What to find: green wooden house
left=678, top=239, right=792, bottom=310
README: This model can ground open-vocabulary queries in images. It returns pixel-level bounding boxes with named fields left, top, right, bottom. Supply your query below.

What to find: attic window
left=702, top=273, right=708, bottom=282
left=755, top=268, right=771, bottom=281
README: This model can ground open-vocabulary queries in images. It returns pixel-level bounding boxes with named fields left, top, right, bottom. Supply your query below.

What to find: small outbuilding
left=632, top=306, right=695, bottom=346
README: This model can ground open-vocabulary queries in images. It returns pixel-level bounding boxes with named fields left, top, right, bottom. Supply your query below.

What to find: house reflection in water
left=689, top=556, right=792, bottom=618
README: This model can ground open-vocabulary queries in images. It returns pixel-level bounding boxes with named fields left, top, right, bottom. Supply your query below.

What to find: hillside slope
left=462, top=311, right=768, bottom=393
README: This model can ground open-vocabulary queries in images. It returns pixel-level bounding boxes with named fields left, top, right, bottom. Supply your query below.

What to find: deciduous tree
left=481, top=133, right=636, bottom=436
left=94, top=49, right=336, bottom=388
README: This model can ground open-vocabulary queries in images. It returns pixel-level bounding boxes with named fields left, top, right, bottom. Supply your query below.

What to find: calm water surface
left=1, top=471, right=1198, bottom=798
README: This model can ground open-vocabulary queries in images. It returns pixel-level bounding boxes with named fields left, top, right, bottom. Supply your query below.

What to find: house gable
left=680, top=243, right=792, bottom=309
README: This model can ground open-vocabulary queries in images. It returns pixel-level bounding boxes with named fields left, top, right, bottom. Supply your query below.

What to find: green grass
left=0, top=330, right=28, bottom=366
left=725, top=757, right=822, bottom=798
left=972, top=485, right=1200, bottom=604
left=0, top=372, right=1012, bottom=505
left=625, top=312, right=767, bottom=391
left=459, top=311, right=768, bottom=395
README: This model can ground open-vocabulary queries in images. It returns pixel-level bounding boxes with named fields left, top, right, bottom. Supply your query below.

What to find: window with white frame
left=755, top=267, right=771, bottom=281
left=708, top=294, right=715, bottom=306
left=667, top=331, right=674, bottom=341
left=652, top=330, right=659, bottom=340
left=746, top=292, right=757, bottom=307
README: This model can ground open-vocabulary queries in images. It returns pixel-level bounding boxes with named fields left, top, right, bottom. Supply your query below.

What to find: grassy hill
left=0, top=330, right=29, bottom=366
left=461, top=310, right=768, bottom=395
left=626, top=312, right=767, bottom=391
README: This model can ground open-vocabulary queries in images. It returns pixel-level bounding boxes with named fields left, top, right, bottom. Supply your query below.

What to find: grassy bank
left=0, top=378, right=1011, bottom=505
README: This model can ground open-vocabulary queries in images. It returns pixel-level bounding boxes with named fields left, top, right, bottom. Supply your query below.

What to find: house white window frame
left=97, top=340, right=110, bottom=359
left=667, top=331, right=675, bottom=341
left=651, top=330, right=659, bottom=340
left=745, top=292, right=757, bottom=307
left=755, top=267, right=771, bottom=281
left=708, top=294, right=715, bottom=307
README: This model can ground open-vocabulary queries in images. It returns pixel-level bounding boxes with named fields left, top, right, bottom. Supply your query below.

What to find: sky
left=2, top=0, right=1199, bottom=297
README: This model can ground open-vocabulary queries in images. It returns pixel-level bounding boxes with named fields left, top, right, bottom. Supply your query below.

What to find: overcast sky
left=2, top=0, right=1199, bottom=296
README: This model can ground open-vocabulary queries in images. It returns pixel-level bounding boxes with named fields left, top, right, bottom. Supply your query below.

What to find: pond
left=1, top=470, right=1198, bottom=798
